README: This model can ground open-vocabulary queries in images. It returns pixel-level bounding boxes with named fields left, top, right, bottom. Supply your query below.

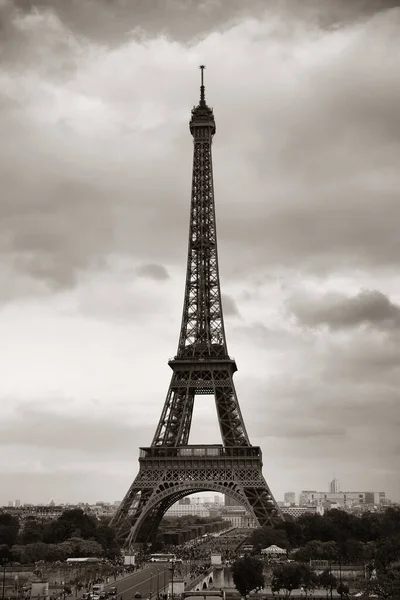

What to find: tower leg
left=111, top=452, right=280, bottom=546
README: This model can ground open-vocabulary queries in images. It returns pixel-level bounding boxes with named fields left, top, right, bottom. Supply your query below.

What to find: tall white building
left=284, top=492, right=296, bottom=505
left=329, top=479, right=340, bottom=493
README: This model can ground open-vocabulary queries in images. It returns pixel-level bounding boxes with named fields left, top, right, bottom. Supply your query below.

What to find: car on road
left=99, top=592, right=107, bottom=599
left=108, top=588, right=117, bottom=597
left=134, top=593, right=142, bottom=599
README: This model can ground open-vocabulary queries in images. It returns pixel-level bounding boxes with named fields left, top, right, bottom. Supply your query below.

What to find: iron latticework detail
left=110, top=67, right=280, bottom=546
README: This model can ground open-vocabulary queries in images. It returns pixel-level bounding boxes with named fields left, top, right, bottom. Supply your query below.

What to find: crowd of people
left=170, top=529, right=249, bottom=563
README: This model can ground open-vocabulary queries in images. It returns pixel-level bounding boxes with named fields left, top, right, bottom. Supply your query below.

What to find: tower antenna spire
left=199, top=64, right=205, bottom=105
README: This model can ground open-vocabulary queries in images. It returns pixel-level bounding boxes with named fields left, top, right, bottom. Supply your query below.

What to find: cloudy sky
left=1, top=0, right=400, bottom=507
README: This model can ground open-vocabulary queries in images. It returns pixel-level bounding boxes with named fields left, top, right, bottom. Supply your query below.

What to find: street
left=104, top=566, right=171, bottom=600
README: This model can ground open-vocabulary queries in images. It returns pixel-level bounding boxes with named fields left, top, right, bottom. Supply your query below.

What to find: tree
left=363, top=540, right=377, bottom=562
left=370, top=561, right=400, bottom=600
left=0, top=514, right=20, bottom=547
left=58, top=509, right=97, bottom=539
left=344, top=539, right=364, bottom=563
left=19, top=519, right=43, bottom=544
left=375, top=535, right=400, bottom=570
left=232, top=556, right=265, bottom=598
left=60, top=537, right=103, bottom=558
left=318, top=569, right=337, bottom=599
left=271, top=562, right=304, bottom=597
left=294, top=540, right=324, bottom=562
left=249, top=526, right=289, bottom=552
left=93, top=524, right=120, bottom=558
left=15, top=542, right=49, bottom=563
left=321, top=541, right=339, bottom=561
left=336, top=582, right=350, bottom=599
left=299, top=564, right=318, bottom=598
left=0, top=544, right=12, bottom=562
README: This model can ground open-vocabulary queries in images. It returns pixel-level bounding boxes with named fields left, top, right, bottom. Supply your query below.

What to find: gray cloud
left=136, top=263, right=169, bottom=281
left=0, top=471, right=129, bottom=505
left=222, top=293, right=240, bottom=317
left=7, top=0, right=400, bottom=45
left=0, top=2, right=400, bottom=292
left=0, top=406, right=152, bottom=455
left=288, top=289, right=400, bottom=330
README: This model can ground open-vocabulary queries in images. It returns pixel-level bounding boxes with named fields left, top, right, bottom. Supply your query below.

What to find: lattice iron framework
left=110, top=67, right=280, bottom=546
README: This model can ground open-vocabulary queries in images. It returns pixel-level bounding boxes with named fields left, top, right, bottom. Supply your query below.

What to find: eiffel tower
left=110, top=66, right=280, bottom=546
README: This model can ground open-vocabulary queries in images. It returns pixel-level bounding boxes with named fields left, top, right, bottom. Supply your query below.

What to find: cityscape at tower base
left=112, top=444, right=279, bottom=546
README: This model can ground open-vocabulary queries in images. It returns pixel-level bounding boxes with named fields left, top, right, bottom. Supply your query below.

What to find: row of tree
left=232, top=555, right=400, bottom=599
left=0, top=508, right=120, bottom=561
left=232, top=556, right=339, bottom=599
left=248, top=507, right=400, bottom=564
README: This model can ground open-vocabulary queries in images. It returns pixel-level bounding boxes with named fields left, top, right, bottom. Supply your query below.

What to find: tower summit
left=189, top=65, right=216, bottom=135
left=110, top=68, right=280, bottom=546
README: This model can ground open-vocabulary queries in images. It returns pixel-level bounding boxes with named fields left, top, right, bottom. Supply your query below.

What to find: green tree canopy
left=271, top=562, right=305, bottom=597
left=0, top=514, right=19, bottom=547
left=299, top=564, right=318, bottom=598
left=318, top=568, right=338, bottom=596
left=371, top=561, right=400, bottom=600
left=249, top=525, right=290, bottom=551
left=19, top=519, right=43, bottom=545
left=232, top=556, right=265, bottom=598
left=42, top=509, right=97, bottom=544
left=336, top=582, right=350, bottom=599
left=0, top=544, right=12, bottom=562
left=375, top=535, right=400, bottom=570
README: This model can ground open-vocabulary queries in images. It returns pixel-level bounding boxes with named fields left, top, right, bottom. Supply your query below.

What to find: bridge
left=183, top=592, right=224, bottom=599
left=185, top=566, right=228, bottom=593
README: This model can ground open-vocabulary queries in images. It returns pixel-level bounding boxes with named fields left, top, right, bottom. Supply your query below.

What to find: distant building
left=191, top=497, right=205, bottom=505
left=179, top=497, right=191, bottom=505
left=282, top=505, right=324, bottom=518
left=221, top=508, right=257, bottom=528
left=299, top=490, right=386, bottom=508
left=224, top=494, right=242, bottom=507
left=329, top=479, right=340, bottom=493
left=284, top=492, right=296, bottom=505
left=90, top=504, right=116, bottom=518
left=2, top=505, right=64, bottom=521
left=15, top=499, right=21, bottom=507
left=165, top=504, right=210, bottom=517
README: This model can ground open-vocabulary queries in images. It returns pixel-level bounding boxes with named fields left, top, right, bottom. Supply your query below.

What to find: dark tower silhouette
left=110, top=66, right=280, bottom=546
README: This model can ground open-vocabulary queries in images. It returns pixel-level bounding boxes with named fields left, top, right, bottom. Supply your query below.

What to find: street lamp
left=149, top=572, right=153, bottom=600
left=169, top=561, right=175, bottom=600
left=156, top=570, right=160, bottom=600
left=2, top=558, right=9, bottom=600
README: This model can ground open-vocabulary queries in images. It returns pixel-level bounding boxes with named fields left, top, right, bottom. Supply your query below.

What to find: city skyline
left=1, top=0, right=400, bottom=506
left=1, top=481, right=392, bottom=509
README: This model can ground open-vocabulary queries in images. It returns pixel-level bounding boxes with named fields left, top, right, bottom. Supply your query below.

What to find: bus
left=150, top=553, right=176, bottom=563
